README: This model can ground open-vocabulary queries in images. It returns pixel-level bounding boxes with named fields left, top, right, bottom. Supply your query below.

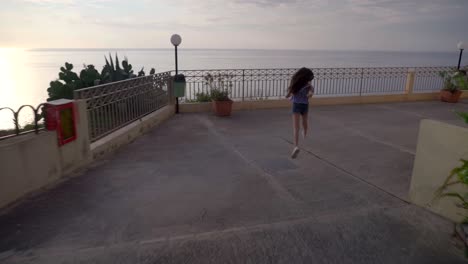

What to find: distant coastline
left=27, top=48, right=458, bottom=54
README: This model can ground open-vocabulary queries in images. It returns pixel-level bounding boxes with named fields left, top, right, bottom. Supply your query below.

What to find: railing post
left=359, top=68, right=364, bottom=96
left=12, top=111, right=20, bottom=135
left=405, top=68, right=415, bottom=95
left=75, top=99, right=91, bottom=158
left=242, top=69, right=245, bottom=101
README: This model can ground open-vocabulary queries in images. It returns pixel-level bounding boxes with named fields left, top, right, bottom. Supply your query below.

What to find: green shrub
left=203, top=73, right=232, bottom=101
left=210, top=89, right=230, bottom=101
left=47, top=54, right=156, bottom=101
left=439, top=69, right=468, bottom=93
left=195, top=92, right=211, bottom=102
left=434, top=112, right=468, bottom=223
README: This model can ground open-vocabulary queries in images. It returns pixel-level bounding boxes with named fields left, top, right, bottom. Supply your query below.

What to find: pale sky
left=1, top=0, right=467, bottom=51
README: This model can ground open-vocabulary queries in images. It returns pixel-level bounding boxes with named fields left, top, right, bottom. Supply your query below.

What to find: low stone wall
left=0, top=100, right=91, bottom=209
left=91, top=105, right=175, bottom=160
left=0, top=102, right=175, bottom=210
left=179, top=92, right=460, bottom=113
left=410, top=119, right=468, bottom=222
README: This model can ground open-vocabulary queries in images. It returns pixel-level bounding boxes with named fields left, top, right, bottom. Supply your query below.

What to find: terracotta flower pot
left=212, top=100, right=233, bottom=116
left=440, top=89, right=462, bottom=103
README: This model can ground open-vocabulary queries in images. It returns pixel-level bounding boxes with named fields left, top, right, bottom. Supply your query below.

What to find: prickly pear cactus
left=138, top=67, right=145, bottom=77
left=47, top=62, right=80, bottom=100
left=47, top=54, right=156, bottom=101
left=80, top=65, right=101, bottom=88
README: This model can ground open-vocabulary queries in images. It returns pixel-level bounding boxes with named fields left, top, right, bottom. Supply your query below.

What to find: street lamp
left=171, top=34, right=182, bottom=74
left=457, top=41, right=466, bottom=70
left=171, top=34, right=182, bottom=113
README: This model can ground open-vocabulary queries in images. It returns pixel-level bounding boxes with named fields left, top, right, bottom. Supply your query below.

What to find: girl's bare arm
left=307, top=85, right=314, bottom=98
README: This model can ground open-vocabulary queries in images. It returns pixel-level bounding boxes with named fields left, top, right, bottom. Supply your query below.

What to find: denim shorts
left=292, top=103, right=309, bottom=115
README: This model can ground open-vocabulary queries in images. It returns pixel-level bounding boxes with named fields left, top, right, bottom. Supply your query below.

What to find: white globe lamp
left=171, top=34, right=182, bottom=47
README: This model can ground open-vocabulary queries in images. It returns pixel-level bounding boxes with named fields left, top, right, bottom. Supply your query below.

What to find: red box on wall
left=45, top=99, right=77, bottom=146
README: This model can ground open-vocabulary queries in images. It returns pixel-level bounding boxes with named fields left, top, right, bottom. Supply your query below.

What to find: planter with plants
left=439, top=69, right=468, bottom=103
left=210, top=89, right=233, bottom=116
left=204, top=73, right=234, bottom=116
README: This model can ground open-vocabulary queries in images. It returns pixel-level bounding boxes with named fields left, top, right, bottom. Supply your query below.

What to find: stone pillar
left=405, top=69, right=415, bottom=95
left=75, top=99, right=91, bottom=156
left=58, top=99, right=92, bottom=175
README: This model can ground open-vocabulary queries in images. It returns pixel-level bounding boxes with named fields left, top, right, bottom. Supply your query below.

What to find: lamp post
left=171, top=34, right=182, bottom=113
left=457, top=41, right=465, bottom=70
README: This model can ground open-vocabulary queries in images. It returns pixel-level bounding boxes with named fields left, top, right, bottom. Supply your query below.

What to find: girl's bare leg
left=301, top=113, right=308, bottom=138
left=293, top=113, right=300, bottom=146
left=291, top=113, right=301, bottom=158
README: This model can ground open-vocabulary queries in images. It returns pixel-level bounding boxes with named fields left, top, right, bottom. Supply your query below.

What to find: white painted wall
left=410, top=119, right=468, bottom=222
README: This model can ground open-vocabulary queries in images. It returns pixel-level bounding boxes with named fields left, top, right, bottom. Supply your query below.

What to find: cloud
left=21, top=0, right=112, bottom=7
left=22, top=0, right=74, bottom=4
left=3, top=0, right=468, bottom=50
left=345, top=0, right=464, bottom=24
left=233, top=0, right=303, bottom=7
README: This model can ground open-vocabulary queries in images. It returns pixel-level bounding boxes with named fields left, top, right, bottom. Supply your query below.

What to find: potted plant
left=204, top=73, right=234, bottom=116
left=210, top=88, right=233, bottom=116
left=439, top=69, right=467, bottom=103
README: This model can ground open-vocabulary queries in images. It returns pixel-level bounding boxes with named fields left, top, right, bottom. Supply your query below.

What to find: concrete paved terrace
left=1, top=100, right=468, bottom=263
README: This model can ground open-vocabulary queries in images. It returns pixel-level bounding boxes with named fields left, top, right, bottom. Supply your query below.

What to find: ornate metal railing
left=1, top=66, right=454, bottom=142
left=413, top=66, right=455, bottom=92
left=178, top=67, right=411, bottom=101
left=314, top=67, right=409, bottom=96
left=178, top=66, right=456, bottom=101
left=0, top=104, right=45, bottom=140
left=74, top=71, right=172, bottom=142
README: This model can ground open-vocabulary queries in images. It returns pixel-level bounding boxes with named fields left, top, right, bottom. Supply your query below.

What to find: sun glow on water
left=0, top=48, right=18, bottom=107
left=0, top=48, right=44, bottom=129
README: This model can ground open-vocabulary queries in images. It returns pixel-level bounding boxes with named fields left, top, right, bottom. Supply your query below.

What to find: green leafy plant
left=204, top=73, right=233, bottom=101
left=47, top=62, right=83, bottom=101
left=80, top=64, right=101, bottom=87
left=194, top=92, right=212, bottom=102
left=137, top=67, right=156, bottom=77
left=434, top=113, right=468, bottom=223
left=101, top=53, right=135, bottom=82
left=47, top=55, right=156, bottom=101
left=434, top=159, right=468, bottom=222
left=47, top=63, right=102, bottom=101
left=439, top=69, right=468, bottom=93
left=210, top=89, right=230, bottom=101
left=457, top=112, right=468, bottom=124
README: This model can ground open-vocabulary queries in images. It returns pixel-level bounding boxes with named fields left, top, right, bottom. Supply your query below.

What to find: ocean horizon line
left=25, top=48, right=457, bottom=54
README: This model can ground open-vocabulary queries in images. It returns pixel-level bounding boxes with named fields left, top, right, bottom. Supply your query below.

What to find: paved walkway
left=1, top=101, right=468, bottom=263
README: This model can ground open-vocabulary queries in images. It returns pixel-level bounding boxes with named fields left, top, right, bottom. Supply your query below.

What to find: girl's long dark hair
left=288, top=67, right=314, bottom=95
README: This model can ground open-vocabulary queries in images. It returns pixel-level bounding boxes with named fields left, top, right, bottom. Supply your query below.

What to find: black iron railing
left=0, top=104, right=45, bottom=140
left=1, top=66, right=456, bottom=142
left=178, top=66, right=455, bottom=101
left=74, top=71, right=172, bottom=142
left=413, top=66, right=456, bottom=92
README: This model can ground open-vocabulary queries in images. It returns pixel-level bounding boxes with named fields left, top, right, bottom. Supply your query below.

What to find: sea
left=0, top=48, right=466, bottom=129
